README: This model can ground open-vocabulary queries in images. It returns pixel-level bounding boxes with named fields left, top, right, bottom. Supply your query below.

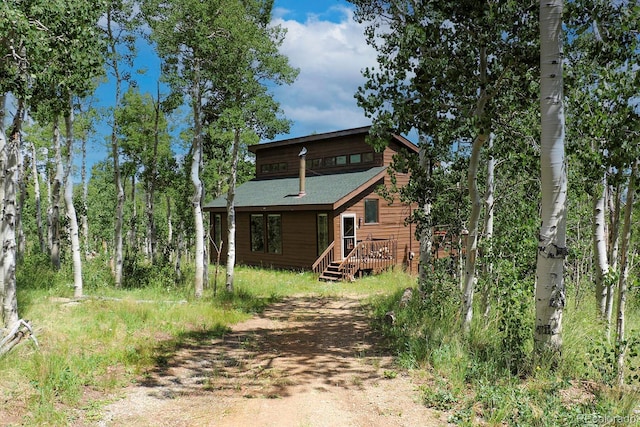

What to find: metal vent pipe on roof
left=298, top=147, right=307, bottom=197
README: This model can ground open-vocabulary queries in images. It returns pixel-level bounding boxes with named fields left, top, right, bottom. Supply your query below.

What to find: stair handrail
left=312, top=241, right=335, bottom=274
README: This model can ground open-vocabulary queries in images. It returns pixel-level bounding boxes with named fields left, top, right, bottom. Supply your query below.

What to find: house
left=203, top=126, right=420, bottom=281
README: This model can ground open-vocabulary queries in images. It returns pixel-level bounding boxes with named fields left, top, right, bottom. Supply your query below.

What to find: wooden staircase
left=312, top=238, right=397, bottom=282
left=318, top=261, right=347, bottom=282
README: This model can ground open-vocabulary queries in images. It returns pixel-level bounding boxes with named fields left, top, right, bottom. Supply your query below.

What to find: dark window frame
left=250, top=213, right=282, bottom=254
left=364, top=199, right=379, bottom=224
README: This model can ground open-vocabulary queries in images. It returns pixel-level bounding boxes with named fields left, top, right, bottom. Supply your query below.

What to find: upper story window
left=315, top=152, right=375, bottom=169
left=260, top=162, right=287, bottom=174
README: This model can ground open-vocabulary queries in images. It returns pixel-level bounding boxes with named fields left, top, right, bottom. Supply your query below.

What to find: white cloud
left=270, top=6, right=378, bottom=138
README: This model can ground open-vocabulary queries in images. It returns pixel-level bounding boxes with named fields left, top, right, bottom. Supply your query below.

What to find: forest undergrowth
left=0, top=254, right=638, bottom=426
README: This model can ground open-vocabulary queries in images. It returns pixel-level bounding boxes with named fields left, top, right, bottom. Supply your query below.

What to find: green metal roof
left=204, top=166, right=387, bottom=210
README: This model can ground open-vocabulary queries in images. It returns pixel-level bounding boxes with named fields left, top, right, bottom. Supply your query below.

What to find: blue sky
left=91, top=0, right=379, bottom=171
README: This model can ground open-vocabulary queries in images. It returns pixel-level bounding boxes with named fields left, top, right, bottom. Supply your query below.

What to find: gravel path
left=95, top=295, right=448, bottom=427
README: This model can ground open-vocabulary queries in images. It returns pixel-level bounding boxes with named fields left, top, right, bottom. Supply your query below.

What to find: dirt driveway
left=96, top=295, right=448, bottom=427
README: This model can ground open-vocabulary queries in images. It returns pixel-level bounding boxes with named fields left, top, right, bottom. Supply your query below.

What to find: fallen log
left=0, top=319, right=39, bottom=356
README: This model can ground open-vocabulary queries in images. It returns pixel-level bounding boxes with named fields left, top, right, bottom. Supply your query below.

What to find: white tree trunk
left=593, top=174, right=609, bottom=318
left=535, top=0, right=567, bottom=354
left=51, top=116, right=64, bottom=270
left=0, top=94, right=7, bottom=321
left=462, top=45, right=489, bottom=333
left=107, top=10, right=125, bottom=287
left=605, top=178, right=621, bottom=326
left=1, top=100, right=23, bottom=330
left=64, top=100, right=83, bottom=298
left=462, top=132, right=487, bottom=333
left=482, top=134, right=495, bottom=318
left=31, top=142, right=45, bottom=252
left=417, top=143, right=433, bottom=293
left=616, top=161, right=637, bottom=385
left=225, top=129, right=241, bottom=293
left=192, top=71, right=205, bottom=298
left=16, top=141, right=25, bottom=257
left=81, top=128, right=89, bottom=257
left=167, top=194, right=173, bottom=259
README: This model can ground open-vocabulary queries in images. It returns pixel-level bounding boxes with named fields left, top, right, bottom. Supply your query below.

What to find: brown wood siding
left=255, top=134, right=382, bottom=180
left=334, top=173, right=419, bottom=273
left=210, top=210, right=334, bottom=270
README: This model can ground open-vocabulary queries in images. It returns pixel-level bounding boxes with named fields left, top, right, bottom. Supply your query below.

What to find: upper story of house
left=249, top=126, right=418, bottom=180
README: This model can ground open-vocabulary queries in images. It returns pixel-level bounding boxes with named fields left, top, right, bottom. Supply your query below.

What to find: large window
left=267, top=214, right=282, bottom=254
left=364, top=199, right=379, bottom=224
left=317, top=213, right=329, bottom=256
left=250, top=214, right=265, bottom=252
left=251, top=213, right=282, bottom=254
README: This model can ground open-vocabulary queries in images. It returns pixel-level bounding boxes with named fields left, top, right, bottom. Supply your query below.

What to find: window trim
left=250, top=213, right=282, bottom=255
left=364, top=199, right=379, bottom=224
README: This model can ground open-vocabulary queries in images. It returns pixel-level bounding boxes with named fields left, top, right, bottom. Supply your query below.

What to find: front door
left=341, top=213, right=356, bottom=259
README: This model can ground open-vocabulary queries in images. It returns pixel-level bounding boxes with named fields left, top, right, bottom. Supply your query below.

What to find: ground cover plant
left=0, top=256, right=410, bottom=425
left=2, top=255, right=639, bottom=426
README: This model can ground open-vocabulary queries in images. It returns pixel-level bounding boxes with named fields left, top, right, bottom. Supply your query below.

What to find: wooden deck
left=313, top=238, right=397, bottom=282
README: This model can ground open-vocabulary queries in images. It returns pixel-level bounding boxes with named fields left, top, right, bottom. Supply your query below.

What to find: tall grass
left=3, top=255, right=638, bottom=425
left=2, top=257, right=414, bottom=425
left=368, top=274, right=640, bottom=425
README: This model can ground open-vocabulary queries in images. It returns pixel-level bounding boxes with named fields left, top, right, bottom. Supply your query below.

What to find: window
left=365, top=199, right=379, bottom=224
left=267, top=214, right=282, bottom=254
left=310, top=158, right=322, bottom=168
left=260, top=162, right=287, bottom=174
left=362, top=152, right=374, bottom=163
left=324, top=156, right=336, bottom=166
left=251, top=213, right=282, bottom=254
left=350, top=153, right=361, bottom=164
left=250, top=214, right=265, bottom=252
left=336, top=155, right=347, bottom=165
left=213, top=214, right=222, bottom=248
left=317, top=213, right=329, bottom=256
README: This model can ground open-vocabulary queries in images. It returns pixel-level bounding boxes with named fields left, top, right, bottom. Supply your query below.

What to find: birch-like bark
left=106, top=9, right=125, bottom=287
left=64, top=99, right=84, bottom=298
left=80, top=124, right=89, bottom=257
left=535, top=0, right=567, bottom=354
left=50, top=116, right=63, bottom=270
left=167, top=194, right=173, bottom=260
left=129, top=174, right=137, bottom=250
left=417, top=143, right=433, bottom=294
left=225, top=128, right=241, bottom=293
left=31, top=142, right=45, bottom=252
left=16, top=142, right=25, bottom=258
left=482, top=134, right=495, bottom=319
left=606, top=176, right=622, bottom=325
left=462, top=132, right=487, bottom=332
left=592, top=174, right=609, bottom=318
left=191, top=62, right=205, bottom=298
left=616, top=161, right=637, bottom=385
left=1, top=100, right=24, bottom=329
left=46, top=162, right=53, bottom=252
left=462, top=46, right=489, bottom=333
left=146, top=84, right=160, bottom=263
left=0, top=94, right=7, bottom=318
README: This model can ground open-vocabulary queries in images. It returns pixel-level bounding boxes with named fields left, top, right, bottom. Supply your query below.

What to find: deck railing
left=338, top=237, right=397, bottom=280
left=312, top=241, right=335, bottom=275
